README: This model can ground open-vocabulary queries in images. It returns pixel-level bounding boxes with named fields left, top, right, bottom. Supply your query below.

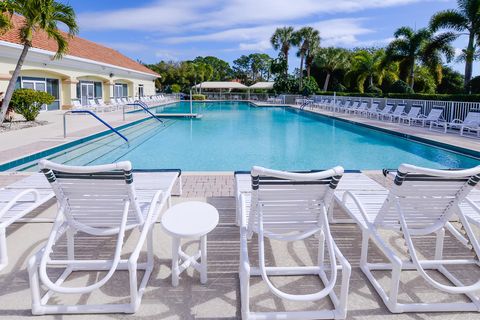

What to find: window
left=114, top=83, right=128, bottom=98
left=18, top=76, right=60, bottom=111
left=138, top=85, right=144, bottom=98
left=94, top=82, right=103, bottom=98
left=77, top=80, right=102, bottom=105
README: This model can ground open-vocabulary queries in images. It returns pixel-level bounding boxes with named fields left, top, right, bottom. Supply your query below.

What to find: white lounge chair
left=237, top=166, right=351, bottom=320
left=445, top=110, right=480, bottom=136
left=362, top=102, right=380, bottom=118
left=71, top=100, right=83, bottom=110
left=398, top=105, right=422, bottom=125
left=410, top=107, right=445, bottom=128
left=338, top=164, right=480, bottom=313
left=386, top=104, right=406, bottom=122
left=374, top=104, right=394, bottom=120
left=353, top=102, right=368, bottom=115
left=28, top=160, right=181, bottom=315
left=344, top=101, right=360, bottom=114
left=0, top=174, right=54, bottom=271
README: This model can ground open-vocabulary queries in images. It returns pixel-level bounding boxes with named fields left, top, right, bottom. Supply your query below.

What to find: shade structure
left=192, top=81, right=249, bottom=90
left=249, top=82, right=275, bottom=90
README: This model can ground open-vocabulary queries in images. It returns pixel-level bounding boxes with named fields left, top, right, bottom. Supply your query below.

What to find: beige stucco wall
left=0, top=57, right=157, bottom=110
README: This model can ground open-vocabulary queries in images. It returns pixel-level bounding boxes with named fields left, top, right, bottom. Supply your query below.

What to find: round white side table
left=161, top=201, right=219, bottom=287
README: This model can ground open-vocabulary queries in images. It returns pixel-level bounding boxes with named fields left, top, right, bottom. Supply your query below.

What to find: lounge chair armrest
left=0, top=189, right=41, bottom=219
left=449, top=118, right=463, bottom=124
left=130, top=190, right=165, bottom=262
left=341, top=191, right=371, bottom=226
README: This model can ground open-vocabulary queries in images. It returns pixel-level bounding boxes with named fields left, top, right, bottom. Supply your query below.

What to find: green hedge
left=316, top=91, right=480, bottom=102
left=385, top=93, right=480, bottom=102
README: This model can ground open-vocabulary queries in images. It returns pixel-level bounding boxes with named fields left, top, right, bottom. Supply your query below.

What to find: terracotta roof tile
left=0, top=15, right=159, bottom=77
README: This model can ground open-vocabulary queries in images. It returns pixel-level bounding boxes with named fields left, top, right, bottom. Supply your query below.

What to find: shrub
left=273, top=75, right=298, bottom=94
left=389, top=80, right=414, bottom=94
left=386, top=93, right=480, bottom=102
left=301, top=77, right=319, bottom=96
left=192, top=94, right=206, bottom=100
left=365, top=85, right=382, bottom=95
left=10, top=89, right=54, bottom=121
left=171, top=84, right=181, bottom=93
left=468, top=76, right=480, bottom=94
left=332, top=83, right=346, bottom=92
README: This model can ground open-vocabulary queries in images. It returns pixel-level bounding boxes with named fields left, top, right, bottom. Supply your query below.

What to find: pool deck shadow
left=1, top=173, right=480, bottom=319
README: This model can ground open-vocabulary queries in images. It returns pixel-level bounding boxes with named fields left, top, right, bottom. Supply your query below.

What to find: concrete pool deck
left=0, top=172, right=480, bottom=319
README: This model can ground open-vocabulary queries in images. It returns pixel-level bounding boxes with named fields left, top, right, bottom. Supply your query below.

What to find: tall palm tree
left=270, top=26, right=295, bottom=75
left=0, top=0, right=78, bottom=123
left=305, top=33, right=320, bottom=79
left=430, top=0, right=480, bottom=88
left=314, top=47, right=350, bottom=91
left=385, top=26, right=455, bottom=88
left=350, top=49, right=390, bottom=91
left=293, top=27, right=320, bottom=90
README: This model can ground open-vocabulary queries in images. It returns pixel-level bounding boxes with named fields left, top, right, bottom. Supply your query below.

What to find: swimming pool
left=10, top=101, right=480, bottom=171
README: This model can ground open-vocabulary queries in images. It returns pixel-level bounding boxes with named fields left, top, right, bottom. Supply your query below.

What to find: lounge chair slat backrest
left=249, top=166, right=344, bottom=240
left=38, top=160, right=144, bottom=236
left=406, top=106, right=421, bottom=117
left=426, top=107, right=444, bottom=120
left=463, top=110, right=480, bottom=124
left=380, top=104, right=393, bottom=114
left=375, top=164, right=480, bottom=235
left=392, top=104, right=406, bottom=115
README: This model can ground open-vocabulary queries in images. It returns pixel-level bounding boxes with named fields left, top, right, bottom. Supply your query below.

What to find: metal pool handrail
left=63, top=110, right=129, bottom=143
left=128, top=101, right=164, bottom=123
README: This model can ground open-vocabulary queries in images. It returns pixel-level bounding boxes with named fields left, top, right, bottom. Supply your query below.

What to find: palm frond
left=430, top=10, right=468, bottom=31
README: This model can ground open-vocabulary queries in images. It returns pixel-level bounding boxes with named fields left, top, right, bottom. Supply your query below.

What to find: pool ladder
left=63, top=110, right=129, bottom=143
left=127, top=100, right=164, bottom=123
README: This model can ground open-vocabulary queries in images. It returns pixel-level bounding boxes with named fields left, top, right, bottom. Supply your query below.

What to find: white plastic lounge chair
left=0, top=174, right=54, bottom=271
left=445, top=110, right=480, bottom=136
left=71, top=100, right=83, bottom=110
left=344, top=101, right=360, bottom=114
left=386, top=104, right=406, bottom=122
left=410, top=107, right=445, bottom=128
left=338, top=164, right=480, bottom=313
left=353, top=102, right=368, bottom=115
left=374, top=104, right=394, bottom=120
left=363, top=102, right=380, bottom=118
left=398, top=105, right=422, bottom=125
left=237, top=166, right=351, bottom=320
left=28, top=160, right=181, bottom=315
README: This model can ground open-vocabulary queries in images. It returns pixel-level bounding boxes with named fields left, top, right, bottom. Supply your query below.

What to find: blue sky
left=69, top=0, right=477, bottom=76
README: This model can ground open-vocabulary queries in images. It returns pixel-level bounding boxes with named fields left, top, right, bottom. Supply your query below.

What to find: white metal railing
left=301, top=94, right=480, bottom=122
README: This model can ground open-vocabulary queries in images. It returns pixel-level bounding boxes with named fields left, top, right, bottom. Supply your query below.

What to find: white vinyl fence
left=285, top=94, right=480, bottom=123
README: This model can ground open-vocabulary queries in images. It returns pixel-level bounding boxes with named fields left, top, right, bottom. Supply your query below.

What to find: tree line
left=149, top=0, right=480, bottom=96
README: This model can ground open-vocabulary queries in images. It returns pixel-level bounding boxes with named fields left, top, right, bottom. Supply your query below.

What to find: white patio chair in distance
left=238, top=166, right=351, bottom=320
left=445, top=110, right=480, bottom=136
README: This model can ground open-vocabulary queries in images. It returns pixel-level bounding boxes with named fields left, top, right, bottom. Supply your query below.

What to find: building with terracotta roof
left=0, top=15, right=159, bottom=110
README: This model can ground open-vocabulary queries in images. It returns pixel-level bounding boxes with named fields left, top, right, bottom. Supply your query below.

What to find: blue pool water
left=16, top=101, right=480, bottom=171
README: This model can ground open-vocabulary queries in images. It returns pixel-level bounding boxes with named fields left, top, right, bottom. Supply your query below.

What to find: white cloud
left=155, top=49, right=179, bottom=61
left=78, top=0, right=430, bottom=32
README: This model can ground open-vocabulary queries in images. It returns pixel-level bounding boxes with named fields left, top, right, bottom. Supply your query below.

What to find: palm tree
left=293, top=27, right=320, bottom=90
left=0, top=0, right=78, bottom=123
left=385, top=26, right=455, bottom=89
left=350, top=49, right=390, bottom=91
left=314, top=47, right=350, bottom=91
left=305, top=33, right=320, bottom=79
left=430, top=0, right=480, bottom=88
left=270, top=26, right=295, bottom=75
